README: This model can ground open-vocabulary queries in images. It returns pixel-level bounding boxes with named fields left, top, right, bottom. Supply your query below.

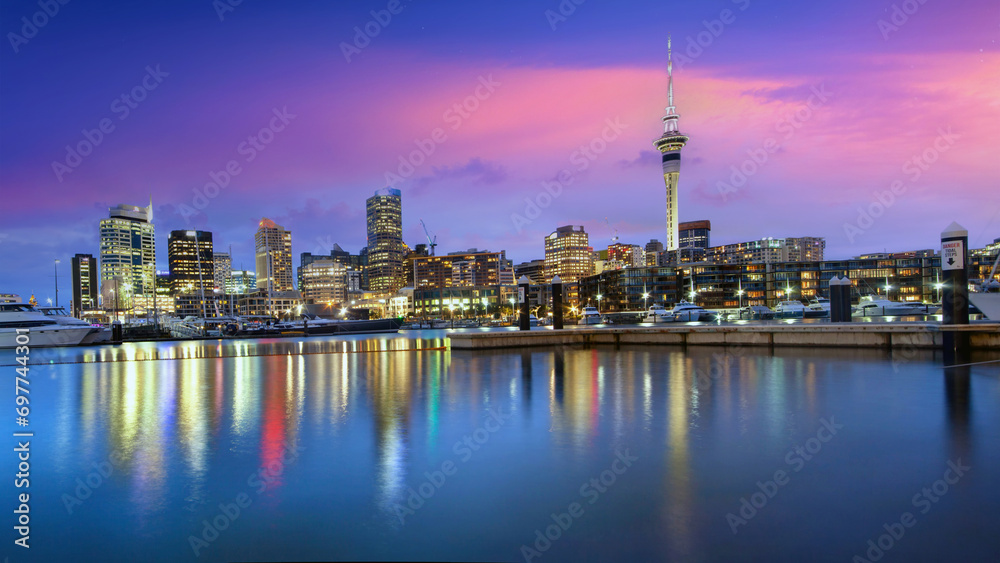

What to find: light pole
left=54, top=259, right=60, bottom=307
left=596, top=294, right=603, bottom=312
left=642, top=292, right=649, bottom=311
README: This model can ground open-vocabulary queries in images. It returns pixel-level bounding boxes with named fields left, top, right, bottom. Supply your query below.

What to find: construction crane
left=604, top=217, right=619, bottom=245
left=419, top=219, right=438, bottom=256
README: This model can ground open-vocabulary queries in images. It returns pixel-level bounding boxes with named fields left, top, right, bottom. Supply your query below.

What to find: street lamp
left=596, top=294, right=603, bottom=312
left=642, top=292, right=649, bottom=311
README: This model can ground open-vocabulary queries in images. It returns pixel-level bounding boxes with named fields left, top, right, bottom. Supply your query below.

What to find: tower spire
left=662, top=35, right=681, bottom=135
left=667, top=35, right=674, bottom=111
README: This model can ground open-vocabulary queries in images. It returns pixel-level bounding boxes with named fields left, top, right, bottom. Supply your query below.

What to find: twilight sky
left=1, top=0, right=998, bottom=302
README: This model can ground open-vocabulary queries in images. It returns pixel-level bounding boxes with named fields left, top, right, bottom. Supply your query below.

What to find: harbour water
left=5, top=331, right=1000, bottom=562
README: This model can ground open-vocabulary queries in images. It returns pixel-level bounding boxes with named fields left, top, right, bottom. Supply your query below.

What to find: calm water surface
left=4, top=330, right=1000, bottom=562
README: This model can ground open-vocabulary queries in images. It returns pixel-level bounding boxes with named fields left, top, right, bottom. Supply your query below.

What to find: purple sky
left=1, top=0, right=998, bottom=302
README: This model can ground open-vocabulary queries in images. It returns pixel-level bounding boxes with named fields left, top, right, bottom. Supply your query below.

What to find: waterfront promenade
left=449, top=322, right=1000, bottom=350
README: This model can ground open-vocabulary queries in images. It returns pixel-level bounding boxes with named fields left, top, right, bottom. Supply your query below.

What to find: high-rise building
left=677, top=220, right=711, bottom=263
left=366, top=188, right=404, bottom=293
left=99, top=201, right=155, bottom=312
left=679, top=220, right=711, bottom=250
left=168, top=230, right=215, bottom=295
left=71, top=253, right=98, bottom=318
left=255, top=218, right=293, bottom=292
left=213, top=251, right=231, bottom=291
left=653, top=36, right=690, bottom=256
left=544, top=225, right=593, bottom=283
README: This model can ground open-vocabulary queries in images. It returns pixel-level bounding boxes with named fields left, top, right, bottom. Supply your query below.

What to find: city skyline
left=2, top=0, right=998, bottom=301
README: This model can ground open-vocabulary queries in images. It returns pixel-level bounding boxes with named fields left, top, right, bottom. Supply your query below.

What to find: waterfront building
left=71, top=253, right=98, bottom=317
left=99, top=201, right=155, bottom=313
left=227, top=270, right=256, bottom=294
left=174, top=293, right=234, bottom=318
left=168, top=230, right=215, bottom=295
left=366, top=188, right=405, bottom=293
left=576, top=252, right=979, bottom=311
left=0, top=294, right=20, bottom=304
left=237, top=289, right=302, bottom=318
left=544, top=225, right=593, bottom=283
left=412, top=285, right=506, bottom=318
left=653, top=36, right=690, bottom=254
left=255, top=218, right=293, bottom=292
left=213, top=251, right=231, bottom=291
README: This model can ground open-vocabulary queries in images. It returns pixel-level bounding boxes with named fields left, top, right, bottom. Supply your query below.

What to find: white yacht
left=36, top=306, right=111, bottom=344
left=773, top=301, right=808, bottom=318
left=0, top=303, right=97, bottom=348
left=579, top=307, right=603, bottom=325
left=667, top=300, right=710, bottom=322
left=806, top=297, right=831, bottom=317
left=857, top=296, right=929, bottom=317
left=644, top=305, right=672, bottom=323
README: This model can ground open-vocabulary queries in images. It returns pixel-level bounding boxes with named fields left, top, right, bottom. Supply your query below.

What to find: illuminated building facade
left=412, top=249, right=506, bottom=289
left=227, top=270, right=256, bottom=294
left=99, top=201, right=155, bottom=312
left=544, top=225, right=593, bottom=283
left=652, top=36, right=689, bottom=255
left=255, top=218, right=293, bottom=292
left=707, top=237, right=825, bottom=265
left=213, top=251, right=231, bottom=291
left=168, top=230, right=215, bottom=295
left=514, top=259, right=546, bottom=284
left=678, top=220, right=711, bottom=263
left=71, top=253, right=99, bottom=317
left=301, top=259, right=353, bottom=304
left=366, top=188, right=405, bottom=293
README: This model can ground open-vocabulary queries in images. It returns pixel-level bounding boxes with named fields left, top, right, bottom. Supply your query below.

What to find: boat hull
left=236, top=318, right=402, bottom=337
left=0, top=326, right=96, bottom=348
left=968, top=293, right=1000, bottom=321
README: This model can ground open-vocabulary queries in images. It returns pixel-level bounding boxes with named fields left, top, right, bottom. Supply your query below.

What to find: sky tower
left=653, top=36, right=690, bottom=256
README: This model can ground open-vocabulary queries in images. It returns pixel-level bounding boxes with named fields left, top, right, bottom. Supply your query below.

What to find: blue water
left=3, top=331, right=999, bottom=562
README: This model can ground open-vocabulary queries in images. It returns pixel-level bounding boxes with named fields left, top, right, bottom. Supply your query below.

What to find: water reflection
left=26, top=334, right=1000, bottom=563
